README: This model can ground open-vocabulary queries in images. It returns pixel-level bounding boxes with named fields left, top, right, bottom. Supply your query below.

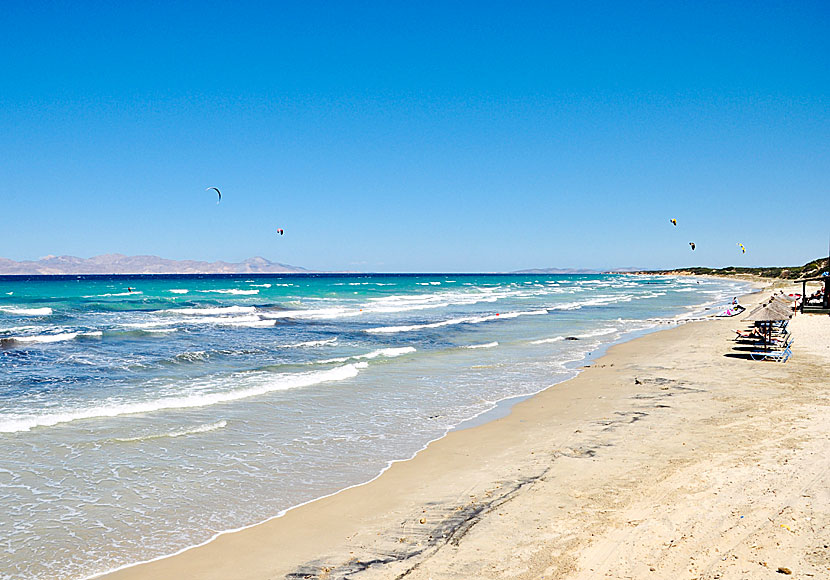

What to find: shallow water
left=0, top=273, right=750, bottom=579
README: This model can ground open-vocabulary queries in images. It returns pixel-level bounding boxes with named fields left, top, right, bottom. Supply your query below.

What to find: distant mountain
left=0, top=254, right=313, bottom=275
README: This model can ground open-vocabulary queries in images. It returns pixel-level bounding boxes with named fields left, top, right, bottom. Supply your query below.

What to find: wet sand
left=101, top=287, right=830, bottom=579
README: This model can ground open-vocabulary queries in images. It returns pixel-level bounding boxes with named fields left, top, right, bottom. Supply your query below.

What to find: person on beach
left=734, top=327, right=765, bottom=340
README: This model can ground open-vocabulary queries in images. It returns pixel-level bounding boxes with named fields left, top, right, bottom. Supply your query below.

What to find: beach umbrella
left=743, top=298, right=792, bottom=345
left=743, top=300, right=792, bottom=322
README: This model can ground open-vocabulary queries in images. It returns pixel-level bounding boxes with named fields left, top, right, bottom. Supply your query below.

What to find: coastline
left=97, top=282, right=830, bottom=579
left=0, top=273, right=757, bottom=580
left=86, top=280, right=761, bottom=579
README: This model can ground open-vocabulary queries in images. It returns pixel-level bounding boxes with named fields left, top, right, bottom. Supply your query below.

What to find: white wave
left=367, top=309, right=547, bottom=334
left=0, top=363, right=367, bottom=433
left=367, top=302, right=451, bottom=314
left=176, top=315, right=274, bottom=328
left=250, top=284, right=272, bottom=288
left=87, top=291, right=143, bottom=297
left=531, top=336, right=565, bottom=344
left=168, top=289, right=189, bottom=294
left=115, top=420, right=228, bottom=442
left=278, top=338, right=338, bottom=348
left=142, top=328, right=177, bottom=334
left=175, top=350, right=210, bottom=363
left=547, top=294, right=634, bottom=311
left=198, top=289, right=259, bottom=295
left=259, top=307, right=357, bottom=320
left=463, top=342, right=498, bottom=349
left=318, top=346, right=416, bottom=363
left=0, top=325, right=38, bottom=334
left=220, top=318, right=275, bottom=328
left=4, top=292, right=11, bottom=295
left=2, top=330, right=100, bottom=344
left=172, top=306, right=257, bottom=315
left=136, top=312, right=274, bottom=328
left=578, top=327, right=619, bottom=338
left=260, top=289, right=513, bottom=321
left=122, top=321, right=172, bottom=329
left=0, top=306, right=53, bottom=316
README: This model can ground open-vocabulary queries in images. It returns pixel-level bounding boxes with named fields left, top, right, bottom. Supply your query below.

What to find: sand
left=101, top=287, right=830, bottom=580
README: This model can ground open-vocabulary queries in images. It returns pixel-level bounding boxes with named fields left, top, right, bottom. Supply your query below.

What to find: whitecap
left=198, top=289, right=259, bottom=295
left=0, top=306, right=53, bottom=316
left=577, top=327, right=619, bottom=339
left=0, top=363, right=367, bottom=433
left=278, top=338, right=338, bottom=348
left=463, top=342, right=498, bottom=349
left=115, top=420, right=229, bottom=442
left=172, top=306, right=257, bottom=316
left=2, top=330, right=99, bottom=345
left=367, top=309, right=547, bottom=334
left=317, top=346, right=416, bottom=364
left=530, top=336, right=565, bottom=344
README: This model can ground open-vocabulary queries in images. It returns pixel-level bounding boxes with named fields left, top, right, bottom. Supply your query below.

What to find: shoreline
left=93, top=281, right=826, bottom=580
left=89, top=300, right=728, bottom=580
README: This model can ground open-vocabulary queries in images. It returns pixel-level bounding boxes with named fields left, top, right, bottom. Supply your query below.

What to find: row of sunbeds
left=734, top=322, right=793, bottom=362
left=733, top=293, right=795, bottom=363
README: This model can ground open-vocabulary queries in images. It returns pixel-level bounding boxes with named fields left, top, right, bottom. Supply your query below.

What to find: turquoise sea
left=0, top=273, right=751, bottom=579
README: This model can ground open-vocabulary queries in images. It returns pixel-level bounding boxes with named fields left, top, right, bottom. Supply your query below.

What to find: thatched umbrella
left=744, top=300, right=792, bottom=322
left=743, top=299, right=792, bottom=345
left=771, top=292, right=797, bottom=310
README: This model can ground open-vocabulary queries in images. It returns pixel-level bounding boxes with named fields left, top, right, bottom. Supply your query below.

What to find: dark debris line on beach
left=284, top=470, right=548, bottom=580
left=283, top=376, right=702, bottom=580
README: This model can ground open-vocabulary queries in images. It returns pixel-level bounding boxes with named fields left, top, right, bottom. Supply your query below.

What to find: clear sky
left=1, top=1, right=828, bottom=272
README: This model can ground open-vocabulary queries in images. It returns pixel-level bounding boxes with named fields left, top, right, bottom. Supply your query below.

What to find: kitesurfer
left=206, top=187, right=221, bottom=203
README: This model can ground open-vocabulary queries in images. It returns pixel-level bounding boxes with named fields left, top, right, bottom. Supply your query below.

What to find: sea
left=0, top=273, right=752, bottom=579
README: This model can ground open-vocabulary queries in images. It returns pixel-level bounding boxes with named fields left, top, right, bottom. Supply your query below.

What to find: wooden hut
left=795, top=274, right=830, bottom=313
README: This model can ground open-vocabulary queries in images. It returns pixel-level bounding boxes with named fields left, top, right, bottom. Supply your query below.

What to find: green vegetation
left=641, top=257, right=829, bottom=279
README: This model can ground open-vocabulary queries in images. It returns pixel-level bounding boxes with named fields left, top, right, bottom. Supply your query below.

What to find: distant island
left=512, top=268, right=604, bottom=274
left=0, top=254, right=313, bottom=275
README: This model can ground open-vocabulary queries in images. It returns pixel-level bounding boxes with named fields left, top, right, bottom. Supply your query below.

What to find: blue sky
left=1, top=1, right=827, bottom=272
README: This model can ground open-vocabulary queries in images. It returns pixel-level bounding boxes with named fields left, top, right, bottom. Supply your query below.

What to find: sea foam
left=367, top=309, right=547, bottom=334
left=0, top=306, right=53, bottom=316
left=0, top=363, right=367, bottom=433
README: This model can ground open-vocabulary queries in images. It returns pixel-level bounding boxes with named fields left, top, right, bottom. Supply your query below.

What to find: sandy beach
left=101, top=285, right=830, bottom=580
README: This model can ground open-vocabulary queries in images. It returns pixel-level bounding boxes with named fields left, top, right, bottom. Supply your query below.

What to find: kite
left=276, top=228, right=284, bottom=236
left=737, top=243, right=746, bottom=254
left=206, top=187, right=221, bottom=203
left=689, top=242, right=696, bottom=251
left=670, top=218, right=677, bottom=226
